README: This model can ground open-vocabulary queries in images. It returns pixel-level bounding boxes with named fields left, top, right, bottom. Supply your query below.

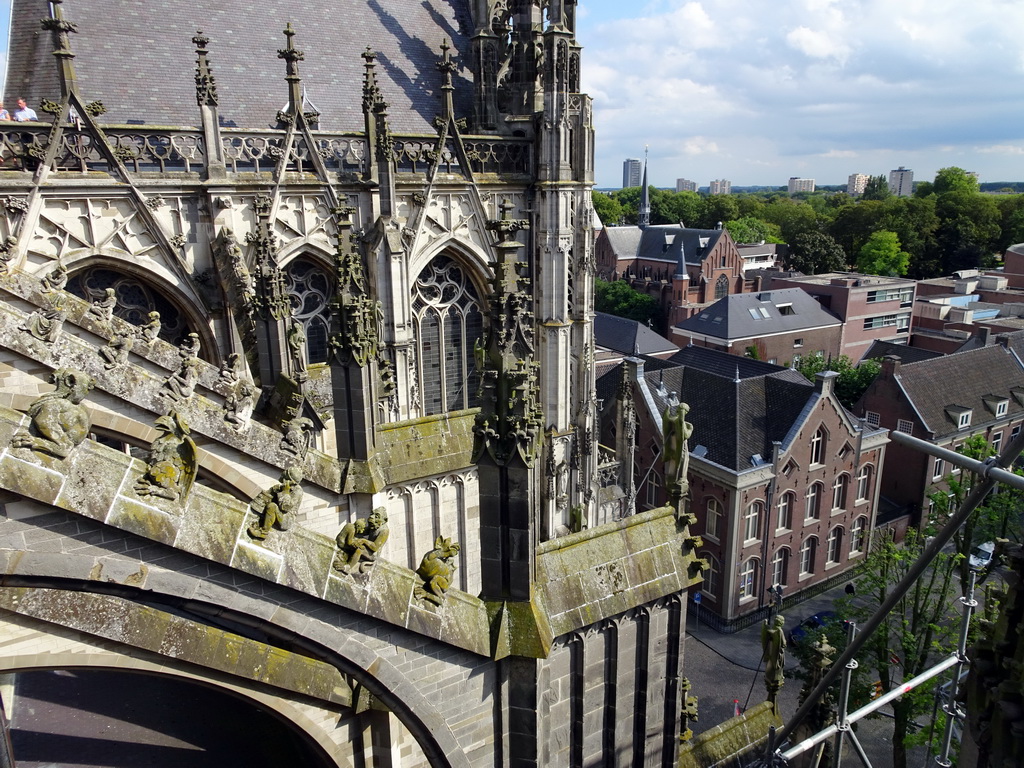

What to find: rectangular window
left=739, top=560, right=757, bottom=600
left=933, top=457, right=944, bottom=480
left=897, top=419, right=914, bottom=434
left=1012, top=425, right=1021, bottom=442
left=996, top=401, right=1008, bottom=418
left=958, top=411, right=972, bottom=429
left=863, top=312, right=912, bottom=331
left=793, top=338, right=804, bottom=347
left=865, top=412, right=880, bottom=428
left=992, top=431, right=1003, bottom=455
left=866, top=287, right=914, bottom=304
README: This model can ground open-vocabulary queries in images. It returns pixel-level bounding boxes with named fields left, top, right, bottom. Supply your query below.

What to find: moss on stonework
left=487, top=598, right=554, bottom=660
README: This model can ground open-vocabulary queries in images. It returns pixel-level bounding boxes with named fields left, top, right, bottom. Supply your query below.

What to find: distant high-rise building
left=676, top=178, right=697, bottom=193
left=788, top=177, right=815, bottom=194
left=623, top=158, right=642, bottom=188
left=847, top=173, right=869, bottom=195
left=888, top=166, right=913, bottom=197
left=709, top=179, right=731, bottom=195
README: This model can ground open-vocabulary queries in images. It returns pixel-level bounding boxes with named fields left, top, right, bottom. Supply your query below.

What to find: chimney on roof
left=880, top=354, right=901, bottom=379
left=716, top=221, right=723, bottom=230
left=815, top=370, right=839, bottom=396
left=978, top=327, right=991, bottom=346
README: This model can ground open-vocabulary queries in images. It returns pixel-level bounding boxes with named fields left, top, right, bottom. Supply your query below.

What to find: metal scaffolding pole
left=754, top=426, right=1024, bottom=766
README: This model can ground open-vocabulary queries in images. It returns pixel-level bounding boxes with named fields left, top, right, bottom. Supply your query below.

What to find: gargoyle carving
left=333, top=507, right=389, bottom=575
left=134, top=411, right=197, bottom=502
left=11, top=368, right=94, bottom=459
left=247, top=465, right=304, bottom=540
left=414, top=535, right=460, bottom=605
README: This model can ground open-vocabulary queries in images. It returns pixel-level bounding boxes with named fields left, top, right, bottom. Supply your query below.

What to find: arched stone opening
left=6, top=667, right=336, bottom=768
left=65, top=264, right=215, bottom=362
left=282, top=256, right=334, bottom=365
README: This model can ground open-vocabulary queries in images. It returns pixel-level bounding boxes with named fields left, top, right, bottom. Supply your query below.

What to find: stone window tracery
left=67, top=266, right=192, bottom=346
left=412, top=254, right=484, bottom=416
left=714, top=274, right=729, bottom=300
left=285, top=259, right=332, bottom=364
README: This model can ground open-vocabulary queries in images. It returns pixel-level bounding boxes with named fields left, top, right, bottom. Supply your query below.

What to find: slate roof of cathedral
left=6, top=0, right=474, bottom=133
left=882, top=344, right=1024, bottom=439
left=673, top=287, right=842, bottom=340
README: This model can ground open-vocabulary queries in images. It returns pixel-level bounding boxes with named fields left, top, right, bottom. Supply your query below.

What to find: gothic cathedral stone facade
left=0, top=1, right=703, bottom=765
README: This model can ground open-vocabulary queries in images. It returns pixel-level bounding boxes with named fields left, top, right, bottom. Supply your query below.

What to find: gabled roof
left=673, top=288, right=841, bottom=340
left=594, top=313, right=677, bottom=357
left=6, top=0, right=473, bottom=133
left=599, top=224, right=728, bottom=273
left=889, top=344, right=1024, bottom=438
left=862, top=340, right=942, bottom=365
left=601, top=227, right=646, bottom=260
left=642, top=352, right=814, bottom=471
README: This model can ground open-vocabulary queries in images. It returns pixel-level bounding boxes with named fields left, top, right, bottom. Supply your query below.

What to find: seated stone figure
left=247, top=465, right=304, bottom=540
left=12, top=368, right=94, bottom=459
left=414, top=536, right=460, bottom=606
left=134, top=412, right=197, bottom=502
left=333, top=507, right=389, bottom=574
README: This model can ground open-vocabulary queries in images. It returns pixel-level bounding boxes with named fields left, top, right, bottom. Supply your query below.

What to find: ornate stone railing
left=0, top=124, right=531, bottom=179
left=0, top=124, right=207, bottom=174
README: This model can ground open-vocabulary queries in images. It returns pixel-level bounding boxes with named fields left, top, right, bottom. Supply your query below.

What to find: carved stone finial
left=11, top=368, right=94, bottom=459
left=333, top=507, right=390, bottom=575
left=414, top=536, right=460, bottom=606
left=247, top=465, right=304, bottom=540
left=134, top=411, right=197, bottom=502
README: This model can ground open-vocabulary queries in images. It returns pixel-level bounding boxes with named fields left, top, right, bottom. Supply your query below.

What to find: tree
left=792, top=353, right=880, bottom=408
left=759, top=198, right=821, bottom=243
left=786, top=232, right=847, bottom=275
left=933, top=166, right=980, bottom=196
left=861, top=175, right=891, bottom=201
left=934, top=190, right=1001, bottom=273
left=850, top=529, right=963, bottom=768
left=652, top=190, right=703, bottom=227
left=724, top=216, right=783, bottom=244
left=592, top=191, right=623, bottom=226
left=594, top=278, right=658, bottom=325
left=697, top=195, right=741, bottom=229
left=856, top=230, right=910, bottom=276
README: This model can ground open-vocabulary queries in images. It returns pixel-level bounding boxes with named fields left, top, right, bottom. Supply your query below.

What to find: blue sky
left=578, top=0, right=1024, bottom=188
left=3, top=2, right=1021, bottom=189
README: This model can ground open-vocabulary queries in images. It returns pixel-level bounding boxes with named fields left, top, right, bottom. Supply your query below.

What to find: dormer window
left=946, top=405, right=972, bottom=429
left=983, top=395, right=1009, bottom=418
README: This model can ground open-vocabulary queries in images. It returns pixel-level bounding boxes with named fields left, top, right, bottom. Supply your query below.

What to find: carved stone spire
left=437, top=38, right=457, bottom=123
left=277, top=22, right=305, bottom=122
left=330, top=206, right=380, bottom=368
left=193, top=30, right=218, bottom=107
left=361, top=48, right=393, bottom=162
left=42, top=0, right=79, bottom=97
left=473, top=199, right=541, bottom=468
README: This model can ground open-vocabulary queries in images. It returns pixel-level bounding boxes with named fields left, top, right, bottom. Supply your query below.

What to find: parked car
left=788, top=610, right=839, bottom=644
left=968, top=541, right=995, bottom=571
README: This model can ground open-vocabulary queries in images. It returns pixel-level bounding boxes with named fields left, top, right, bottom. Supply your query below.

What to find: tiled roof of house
left=601, top=227, right=645, bottom=260
left=594, top=312, right=677, bottom=357
left=642, top=352, right=813, bottom=471
left=664, top=344, right=801, bottom=379
left=6, top=0, right=473, bottom=133
left=599, top=224, right=728, bottom=272
left=673, top=287, right=841, bottom=340
left=891, top=344, right=1024, bottom=438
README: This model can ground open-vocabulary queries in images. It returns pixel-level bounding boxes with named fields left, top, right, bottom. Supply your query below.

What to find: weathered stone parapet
left=677, top=701, right=782, bottom=768
left=0, top=404, right=491, bottom=657
left=536, top=505, right=702, bottom=637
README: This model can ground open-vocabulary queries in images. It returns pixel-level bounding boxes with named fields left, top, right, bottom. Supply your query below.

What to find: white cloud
left=578, top=0, right=1024, bottom=186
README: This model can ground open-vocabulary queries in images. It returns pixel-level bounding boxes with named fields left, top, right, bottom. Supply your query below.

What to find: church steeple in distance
left=638, top=145, right=650, bottom=229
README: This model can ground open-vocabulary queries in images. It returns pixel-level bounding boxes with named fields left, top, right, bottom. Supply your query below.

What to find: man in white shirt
left=13, top=98, right=37, bottom=122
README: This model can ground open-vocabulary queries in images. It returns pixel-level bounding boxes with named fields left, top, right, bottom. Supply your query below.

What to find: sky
left=2, top=1, right=1021, bottom=189
left=576, top=0, right=1024, bottom=188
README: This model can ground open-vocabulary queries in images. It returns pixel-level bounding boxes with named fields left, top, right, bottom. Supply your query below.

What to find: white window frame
left=810, top=428, right=825, bottom=465
left=744, top=501, right=763, bottom=543
left=897, top=419, right=914, bottom=434
left=799, top=538, right=816, bottom=577
left=856, top=465, right=871, bottom=501
left=832, top=474, right=848, bottom=511
left=827, top=527, right=843, bottom=565
left=777, top=492, right=793, bottom=531
left=705, top=498, right=721, bottom=541
left=850, top=516, right=866, bottom=555
left=771, top=549, right=788, bottom=588
left=933, top=457, right=945, bottom=480
left=739, top=559, right=757, bottom=601
left=865, top=411, right=880, bottom=428
left=805, top=483, right=822, bottom=520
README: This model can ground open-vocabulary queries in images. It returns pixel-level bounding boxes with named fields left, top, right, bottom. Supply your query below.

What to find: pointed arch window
left=67, top=266, right=193, bottom=347
left=412, top=255, right=484, bottom=416
left=285, top=259, right=333, bottom=364
left=714, top=274, right=729, bottom=300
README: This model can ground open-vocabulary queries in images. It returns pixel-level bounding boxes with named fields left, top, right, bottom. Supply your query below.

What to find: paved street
left=684, top=582, right=933, bottom=767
